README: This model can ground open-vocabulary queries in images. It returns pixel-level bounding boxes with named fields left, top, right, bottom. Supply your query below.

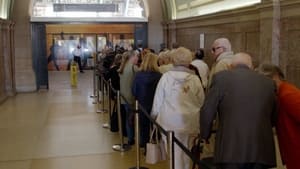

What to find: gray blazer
left=200, top=65, right=277, bottom=167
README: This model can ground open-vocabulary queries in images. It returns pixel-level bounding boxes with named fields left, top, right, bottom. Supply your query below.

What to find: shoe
left=80, top=71, right=84, bottom=73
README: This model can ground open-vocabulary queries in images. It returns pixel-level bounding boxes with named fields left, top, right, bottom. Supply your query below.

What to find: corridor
left=0, top=71, right=167, bottom=169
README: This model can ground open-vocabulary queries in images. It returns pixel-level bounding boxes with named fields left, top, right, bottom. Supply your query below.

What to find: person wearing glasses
left=208, top=38, right=234, bottom=88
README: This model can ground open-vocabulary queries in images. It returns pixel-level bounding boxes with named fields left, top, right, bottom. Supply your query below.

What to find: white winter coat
left=151, top=66, right=205, bottom=134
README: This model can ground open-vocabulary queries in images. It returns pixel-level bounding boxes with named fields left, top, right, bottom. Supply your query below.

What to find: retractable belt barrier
left=94, top=71, right=213, bottom=169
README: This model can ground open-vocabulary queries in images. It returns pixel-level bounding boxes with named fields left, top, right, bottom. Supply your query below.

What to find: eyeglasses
left=211, top=46, right=223, bottom=52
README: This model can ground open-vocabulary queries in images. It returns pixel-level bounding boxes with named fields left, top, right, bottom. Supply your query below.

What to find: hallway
left=0, top=71, right=167, bottom=169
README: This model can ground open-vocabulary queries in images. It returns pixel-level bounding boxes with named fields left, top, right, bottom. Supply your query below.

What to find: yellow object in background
left=70, top=61, right=78, bottom=87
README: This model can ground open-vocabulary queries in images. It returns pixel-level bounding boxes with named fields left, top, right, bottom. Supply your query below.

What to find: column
left=161, top=21, right=169, bottom=48
left=167, top=21, right=176, bottom=49
left=0, top=19, right=7, bottom=102
left=272, top=0, right=280, bottom=66
left=258, top=0, right=276, bottom=63
left=12, top=0, right=37, bottom=92
left=9, top=22, right=16, bottom=96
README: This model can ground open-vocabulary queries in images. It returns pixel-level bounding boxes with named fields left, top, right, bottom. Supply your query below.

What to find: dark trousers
left=139, top=109, right=150, bottom=148
left=74, top=56, right=83, bottom=71
left=217, top=163, right=270, bottom=169
left=47, top=54, right=59, bottom=70
left=123, top=104, right=134, bottom=143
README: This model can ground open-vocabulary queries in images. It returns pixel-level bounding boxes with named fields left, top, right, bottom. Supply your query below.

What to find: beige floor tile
left=0, top=70, right=288, bottom=169
left=31, top=152, right=168, bottom=169
left=0, top=160, right=31, bottom=169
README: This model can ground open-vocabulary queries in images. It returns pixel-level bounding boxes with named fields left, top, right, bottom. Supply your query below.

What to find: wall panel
left=164, top=1, right=300, bottom=87
left=0, top=19, right=15, bottom=103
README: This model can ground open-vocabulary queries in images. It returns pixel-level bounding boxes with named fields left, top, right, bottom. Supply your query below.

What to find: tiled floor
left=0, top=71, right=285, bottom=169
left=0, top=71, right=167, bottom=169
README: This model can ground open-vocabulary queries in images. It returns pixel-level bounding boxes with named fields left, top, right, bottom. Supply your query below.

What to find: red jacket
left=277, top=82, right=300, bottom=169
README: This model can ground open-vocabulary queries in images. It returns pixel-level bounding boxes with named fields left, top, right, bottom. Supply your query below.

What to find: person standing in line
left=258, top=64, right=300, bottom=169
left=119, top=50, right=139, bottom=145
left=132, top=52, right=162, bottom=149
left=158, top=50, right=174, bottom=73
left=73, top=45, right=84, bottom=73
left=208, top=38, right=234, bottom=88
left=200, top=53, right=277, bottom=169
left=152, top=47, right=205, bottom=169
left=191, top=48, right=209, bottom=89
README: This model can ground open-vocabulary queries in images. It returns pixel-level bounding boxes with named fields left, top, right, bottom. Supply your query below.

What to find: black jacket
left=132, top=71, right=162, bottom=113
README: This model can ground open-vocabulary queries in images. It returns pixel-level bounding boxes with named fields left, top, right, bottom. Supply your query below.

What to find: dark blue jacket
left=132, top=71, right=162, bottom=113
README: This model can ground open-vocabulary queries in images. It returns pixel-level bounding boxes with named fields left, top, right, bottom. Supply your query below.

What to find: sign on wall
left=53, top=4, right=118, bottom=12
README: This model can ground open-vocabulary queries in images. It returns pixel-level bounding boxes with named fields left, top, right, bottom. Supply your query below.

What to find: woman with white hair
left=158, top=50, right=174, bottom=73
left=152, top=47, right=205, bottom=169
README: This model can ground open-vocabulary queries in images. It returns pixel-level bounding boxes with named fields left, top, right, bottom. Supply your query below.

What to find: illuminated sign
left=53, top=4, right=118, bottom=12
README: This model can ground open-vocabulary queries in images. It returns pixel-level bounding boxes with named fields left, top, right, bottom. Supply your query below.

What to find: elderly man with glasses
left=208, top=38, right=234, bottom=88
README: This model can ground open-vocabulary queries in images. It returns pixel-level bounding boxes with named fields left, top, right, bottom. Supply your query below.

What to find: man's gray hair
left=232, top=52, right=253, bottom=69
left=214, top=38, right=232, bottom=52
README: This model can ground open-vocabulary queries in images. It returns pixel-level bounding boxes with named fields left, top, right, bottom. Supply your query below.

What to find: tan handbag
left=145, top=127, right=167, bottom=164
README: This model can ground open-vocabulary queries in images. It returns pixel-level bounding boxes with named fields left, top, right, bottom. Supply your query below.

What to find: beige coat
left=207, top=51, right=234, bottom=88
left=152, top=67, right=205, bottom=134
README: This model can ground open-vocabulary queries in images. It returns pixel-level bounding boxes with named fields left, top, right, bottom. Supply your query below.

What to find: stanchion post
left=96, top=76, right=102, bottom=111
left=102, top=79, right=111, bottom=129
left=129, top=101, right=148, bottom=169
left=93, top=72, right=99, bottom=104
left=168, top=131, right=175, bottom=169
left=90, top=65, right=97, bottom=98
left=112, top=91, right=130, bottom=152
left=108, top=80, right=112, bottom=120
left=102, top=77, right=105, bottom=111
left=97, top=76, right=107, bottom=113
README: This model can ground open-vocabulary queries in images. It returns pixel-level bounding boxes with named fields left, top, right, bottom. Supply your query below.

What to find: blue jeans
left=123, top=104, right=134, bottom=143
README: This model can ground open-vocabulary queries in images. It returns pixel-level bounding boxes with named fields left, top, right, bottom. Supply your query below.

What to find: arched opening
left=30, top=0, right=148, bottom=22
left=29, top=0, right=149, bottom=90
left=0, top=0, right=12, bottom=19
left=162, top=0, right=262, bottom=20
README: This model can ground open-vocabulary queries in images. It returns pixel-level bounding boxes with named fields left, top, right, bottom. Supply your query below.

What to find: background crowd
left=96, top=38, right=300, bottom=169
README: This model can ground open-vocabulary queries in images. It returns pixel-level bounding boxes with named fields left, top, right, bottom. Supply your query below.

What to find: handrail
left=96, top=72, right=213, bottom=169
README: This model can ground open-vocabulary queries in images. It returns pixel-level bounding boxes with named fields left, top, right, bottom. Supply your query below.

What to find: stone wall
left=163, top=0, right=300, bottom=87
left=0, top=19, right=16, bottom=103
left=147, top=0, right=164, bottom=52
left=12, top=0, right=36, bottom=92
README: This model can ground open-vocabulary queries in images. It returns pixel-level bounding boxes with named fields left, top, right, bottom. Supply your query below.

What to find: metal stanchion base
left=112, top=144, right=131, bottom=152
left=102, top=123, right=110, bottom=129
left=90, top=95, right=97, bottom=98
left=129, top=167, right=148, bottom=169
left=93, top=100, right=102, bottom=104
left=96, top=109, right=107, bottom=113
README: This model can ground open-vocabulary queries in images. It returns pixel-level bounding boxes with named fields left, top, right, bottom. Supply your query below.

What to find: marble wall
left=12, top=0, right=36, bottom=92
left=0, top=19, right=16, bottom=103
left=147, top=0, right=164, bottom=53
left=163, top=0, right=300, bottom=87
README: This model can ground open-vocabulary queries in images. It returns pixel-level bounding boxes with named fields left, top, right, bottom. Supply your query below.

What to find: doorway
left=46, top=24, right=136, bottom=71
left=31, top=22, right=148, bottom=90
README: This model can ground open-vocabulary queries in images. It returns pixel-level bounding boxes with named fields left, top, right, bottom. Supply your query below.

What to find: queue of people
left=98, top=38, right=299, bottom=169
